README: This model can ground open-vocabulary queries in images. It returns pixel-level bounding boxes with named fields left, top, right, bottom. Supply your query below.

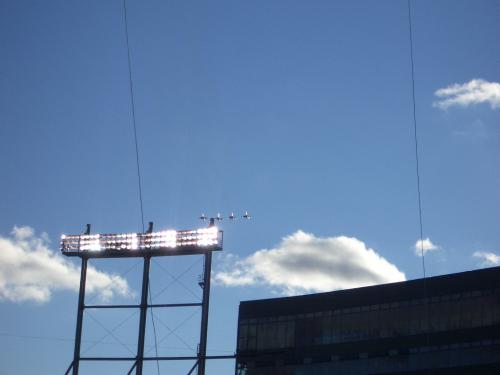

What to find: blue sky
left=0, top=0, right=499, bottom=373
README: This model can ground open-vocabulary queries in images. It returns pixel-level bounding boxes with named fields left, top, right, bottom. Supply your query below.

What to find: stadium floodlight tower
left=61, top=221, right=224, bottom=375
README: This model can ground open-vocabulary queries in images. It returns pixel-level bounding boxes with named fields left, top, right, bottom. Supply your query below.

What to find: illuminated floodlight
left=60, top=226, right=222, bottom=258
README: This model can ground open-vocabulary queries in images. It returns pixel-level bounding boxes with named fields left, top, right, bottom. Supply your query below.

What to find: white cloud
left=0, top=226, right=133, bottom=303
left=414, top=238, right=439, bottom=256
left=214, top=231, right=406, bottom=295
left=473, top=251, right=500, bottom=267
left=433, top=79, right=500, bottom=110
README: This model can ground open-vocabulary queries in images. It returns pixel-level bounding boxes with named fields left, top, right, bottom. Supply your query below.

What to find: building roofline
left=239, top=266, right=500, bottom=319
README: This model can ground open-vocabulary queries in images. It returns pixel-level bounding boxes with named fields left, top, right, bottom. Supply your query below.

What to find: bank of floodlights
left=60, top=226, right=222, bottom=256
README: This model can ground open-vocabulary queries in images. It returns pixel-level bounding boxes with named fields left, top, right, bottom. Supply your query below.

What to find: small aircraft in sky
left=199, top=211, right=251, bottom=222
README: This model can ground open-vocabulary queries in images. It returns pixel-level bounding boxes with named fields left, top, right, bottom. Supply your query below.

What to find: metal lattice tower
left=61, top=222, right=232, bottom=375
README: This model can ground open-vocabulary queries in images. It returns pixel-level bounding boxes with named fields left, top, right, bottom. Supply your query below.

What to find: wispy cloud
left=414, top=237, right=440, bottom=256
left=452, top=119, right=488, bottom=139
left=214, top=231, right=405, bottom=296
left=473, top=251, right=500, bottom=267
left=433, top=79, right=500, bottom=110
left=0, top=226, right=133, bottom=303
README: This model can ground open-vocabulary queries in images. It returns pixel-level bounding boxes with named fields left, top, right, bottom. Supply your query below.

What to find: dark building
left=235, top=266, right=500, bottom=375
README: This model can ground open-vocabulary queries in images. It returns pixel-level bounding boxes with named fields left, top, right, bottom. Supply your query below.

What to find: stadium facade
left=235, top=266, right=500, bottom=374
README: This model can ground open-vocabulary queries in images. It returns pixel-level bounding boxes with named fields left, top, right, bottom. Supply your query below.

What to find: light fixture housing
left=60, top=227, right=223, bottom=258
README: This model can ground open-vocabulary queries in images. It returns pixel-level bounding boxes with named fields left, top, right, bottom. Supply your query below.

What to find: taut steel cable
left=122, top=0, right=161, bottom=373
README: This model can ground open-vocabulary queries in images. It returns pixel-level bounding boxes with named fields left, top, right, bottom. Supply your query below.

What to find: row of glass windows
left=240, top=289, right=497, bottom=325
left=237, top=339, right=500, bottom=375
left=238, top=288, right=500, bottom=351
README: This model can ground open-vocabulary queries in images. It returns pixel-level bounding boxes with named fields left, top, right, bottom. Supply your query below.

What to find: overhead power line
left=122, top=0, right=160, bottom=373
left=122, top=0, right=145, bottom=234
left=407, top=0, right=426, bottom=276
left=407, top=2, right=432, bottom=372
left=0, top=332, right=234, bottom=353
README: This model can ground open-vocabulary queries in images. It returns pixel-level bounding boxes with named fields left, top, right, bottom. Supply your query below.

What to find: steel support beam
left=187, top=360, right=199, bottom=375
left=197, top=252, right=212, bottom=375
left=127, top=361, right=137, bottom=375
left=64, top=361, right=74, bottom=375
left=85, top=302, right=201, bottom=309
left=135, top=256, right=151, bottom=375
left=72, top=257, right=88, bottom=375
left=78, top=355, right=235, bottom=361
